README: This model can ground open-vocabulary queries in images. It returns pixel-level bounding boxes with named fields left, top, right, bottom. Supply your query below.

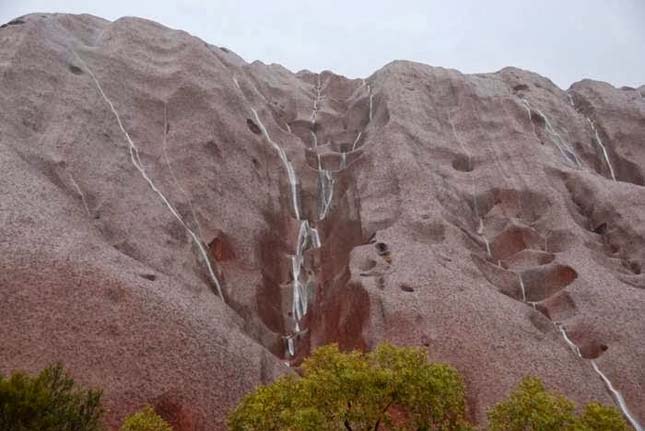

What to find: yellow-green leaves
left=488, top=377, right=630, bottom=431
left=228, top=343, right=473, bottom=431
left=576, top=403, right=631, bottom=431
left=120, top=406, right=173, bottom=431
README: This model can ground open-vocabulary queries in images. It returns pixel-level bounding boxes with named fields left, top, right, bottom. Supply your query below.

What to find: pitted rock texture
left=1, top=13, right=644, bottom=430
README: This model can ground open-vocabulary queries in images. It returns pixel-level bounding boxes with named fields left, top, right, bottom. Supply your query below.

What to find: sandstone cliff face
left=1, top=13, right=643, bottom=430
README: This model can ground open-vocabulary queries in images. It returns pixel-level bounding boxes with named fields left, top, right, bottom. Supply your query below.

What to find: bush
left=576, top=403, right=631, bottom=431
left=488, top=376, right=630, bottom=431
left=0, top=363, right=103, bottom=431
left=228, top=343, right=474, bottom=431
left=120, top=406, right=173, bottom=431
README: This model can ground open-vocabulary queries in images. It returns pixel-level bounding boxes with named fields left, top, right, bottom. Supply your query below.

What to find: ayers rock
left=1, top=13, right=644, bottom=430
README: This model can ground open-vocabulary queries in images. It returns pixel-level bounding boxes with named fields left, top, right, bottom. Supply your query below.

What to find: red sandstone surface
left=1, top=13, right=644, bottom=430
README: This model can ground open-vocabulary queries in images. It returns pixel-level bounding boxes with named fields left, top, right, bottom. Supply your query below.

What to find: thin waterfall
left=310, top=74, right=322, bottom=147
left=569, top=94, right=617, bottom=182
left=74, top=51, right=225, bottom=300
left=587, top=118, right=617, bottom=181
left=351, top=131, right=362, bottom=151
left=249, top=107, right=323, bottom=356
left=316, top=153, right=335, bottom=221
left=285, top=335, right=295, bottom=357
left=556, top=323, right=582, bottom=358
left=251, top=108, right=301, bottom=220
left=536, top=108, right=581, bottom=167
left=518, top=273, right=527, bottom=302
left=237, top=74, right=373, bottom=358
left=292, top=220, right=321, bottom=322
left=311, top=74, right=322, bottom=125
left=520, top=98, right=581, bottom=168
left=478, top=217, right=492, bottom=257
left=232, top=76, right=241, bottom=90
left=556, top=324, right=643, bottom=431
left=591, top=361, right=643, bottom=431
left=489, top=96, right=639, bottom=426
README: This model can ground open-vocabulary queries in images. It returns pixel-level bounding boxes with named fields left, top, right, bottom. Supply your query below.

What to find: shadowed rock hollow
left=1, top=13, right=644, bottom=430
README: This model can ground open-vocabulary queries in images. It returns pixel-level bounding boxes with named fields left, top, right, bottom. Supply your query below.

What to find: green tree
left=0, top=363, right=103, bottom=431
left=488, top=377, right=630, bottom=431
left=120, top=405, right=173, bottom=431
left=575, top=403, right=631, bottom=431
left=228, top=343, right=474, bottom=431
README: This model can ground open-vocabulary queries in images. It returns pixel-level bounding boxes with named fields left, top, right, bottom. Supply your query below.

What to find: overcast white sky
left=1, top=0, right=643, bottom=89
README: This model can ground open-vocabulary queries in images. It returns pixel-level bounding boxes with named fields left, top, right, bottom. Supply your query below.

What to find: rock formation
left=1, top=13, right=643, bottom=430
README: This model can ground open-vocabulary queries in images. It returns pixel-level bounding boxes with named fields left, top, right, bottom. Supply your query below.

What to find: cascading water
left=463, top=96, right=643, bottom=428
left=567, top=95, right=617, bottom=182
left=556, top=324, right=643, bottom=431
left=351, top=131, right=362, bottom=151
left=590, top=361, right=643, bottom=431
left=251, top=108, right=302, bottom=220
left=292, top=219, right=322, bottom=325
left=556, top=323, right=582, bottom=358
left=517, top=273, right=527, bottom=302
left=519, top=97, right=641, bottom=428
left=248, top=108, right=321, bottom=355
left=477, top=217, right=492, bottom=257
left=314, top=80, right=374, bottom=222
left=74, top=51, right=225, bottom=300
left=310, top=74, right=322, bottom=147
left=587, top=118, right=617, bottom=181
left=318, top=154, right=335, bottom=221
left=519, top=98, right=581, bottom=168
left=183, top=69, right=372, bottom=359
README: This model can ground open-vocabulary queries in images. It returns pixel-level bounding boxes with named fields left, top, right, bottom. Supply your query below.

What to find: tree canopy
left=120, top=405, right=173, bottom=431
left=0, top=363, right=103, bottom=431
left=228, top=343, right=474, bottom=431
left=488, top=376, right=631, bottom=431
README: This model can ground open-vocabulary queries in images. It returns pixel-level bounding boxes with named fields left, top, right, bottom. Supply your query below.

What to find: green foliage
left=576, top=403, right=631, bottom=431
left=228, top=343, right=474, bottom=431
left=0, top=363, right=104, bottom=431
left=488, top=377, right=630, bottom=431
left=120, top=406, right=173, bottom=431
left=488, top=377, right=576, bottom=431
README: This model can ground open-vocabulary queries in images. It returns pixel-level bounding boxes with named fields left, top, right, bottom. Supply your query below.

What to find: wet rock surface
left=1, top=13, right=644, bottom=430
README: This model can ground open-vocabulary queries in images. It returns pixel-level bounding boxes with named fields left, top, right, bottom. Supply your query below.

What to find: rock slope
left=1, top=13, right=643, bottom=430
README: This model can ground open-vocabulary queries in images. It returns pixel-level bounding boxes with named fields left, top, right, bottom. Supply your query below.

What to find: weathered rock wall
left=1, top=13, right=643, bottom=429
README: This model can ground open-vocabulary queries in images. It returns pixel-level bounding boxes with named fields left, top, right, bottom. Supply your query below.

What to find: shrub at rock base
left=228, top=343, right=474, bottom=431
left=0, top=363, right=103, bottom=431
left=488, top=376, right=630, bottom=431
left=120, top=405, right=173, bottom=431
